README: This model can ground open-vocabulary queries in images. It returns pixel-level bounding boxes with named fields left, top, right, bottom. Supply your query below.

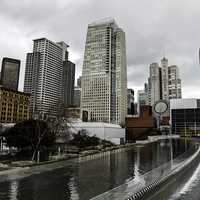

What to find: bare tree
left=30, top=99, right=72, bottom=158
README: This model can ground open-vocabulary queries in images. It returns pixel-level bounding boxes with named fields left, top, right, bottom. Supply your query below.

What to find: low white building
left=69, top=122, right=125, bottom=145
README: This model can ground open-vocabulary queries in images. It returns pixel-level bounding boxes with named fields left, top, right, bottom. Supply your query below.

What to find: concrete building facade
left=127, top=89, right=134, bottom=115
left=73, top=86, right=81, bottom=107
left=24, top=52, right=40, bottom=116
left=137, top=90, right=147, bottom=114
left=146, top=58, right=182, bottom=107
left=77, top=76, right=82, bottom=88
left=168, top=65, right=182, bottom=99
left=81, top=19, right=127, bottom=125
left=149, top=63, right=161, bottom=106
left=161, top=57, right=169, bottom=101
left=24, top=38, right=64, bottom=117
left=57, top=42, right=75, bottom=107
left=63, top=61, right=75, bottom=106
left=24, top=38, right=76, bottom=118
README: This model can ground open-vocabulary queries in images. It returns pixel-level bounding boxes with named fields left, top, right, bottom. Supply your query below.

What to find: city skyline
left=0, top=0, right=200, bottom=99
left=1, top=2, right=200, bottom=200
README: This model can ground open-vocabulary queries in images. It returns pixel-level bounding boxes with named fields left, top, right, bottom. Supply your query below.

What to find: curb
left=125, top=146, right=200, bottom=200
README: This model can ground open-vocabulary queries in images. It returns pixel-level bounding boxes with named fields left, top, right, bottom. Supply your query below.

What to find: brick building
left=125, top=105, right=157, bottom=142
left=0, top=86, right=30, bottom=123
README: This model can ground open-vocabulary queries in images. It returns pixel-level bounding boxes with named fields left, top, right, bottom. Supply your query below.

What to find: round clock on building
left=153, top=100, right=168, bottom=115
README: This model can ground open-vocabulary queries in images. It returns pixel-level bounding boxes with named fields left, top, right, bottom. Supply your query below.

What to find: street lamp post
left=153, top=100, right=169, bottom=135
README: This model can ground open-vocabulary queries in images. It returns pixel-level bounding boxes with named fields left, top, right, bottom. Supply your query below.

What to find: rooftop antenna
left=163, top=48, right=166, bottom=59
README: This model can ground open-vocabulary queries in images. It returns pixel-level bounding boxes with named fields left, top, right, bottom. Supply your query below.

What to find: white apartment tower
left=81, top=19, right=127, bottom=125
left=168, top=65, right=182, bottom=99
left=161, top=57, right=169, bottom=101
left=147, top=57, right=182, bottom=106
left=24, top=38, right=66, bottom=117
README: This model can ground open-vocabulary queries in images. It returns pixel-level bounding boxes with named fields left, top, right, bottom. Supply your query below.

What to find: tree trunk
left=37, top=150, right=40, bottom=163
left=32, top=149, right=37, bottom=161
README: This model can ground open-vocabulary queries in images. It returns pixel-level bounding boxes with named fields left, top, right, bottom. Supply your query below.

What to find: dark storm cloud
left=0, top=0, right=200, bottom=97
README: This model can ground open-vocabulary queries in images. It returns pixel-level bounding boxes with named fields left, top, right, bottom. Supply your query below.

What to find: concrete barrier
left=90, top=143, right=199, bottom=200
left=78, top=144, right=135, bottom=163
left=125, top=144, right=200, bottom=200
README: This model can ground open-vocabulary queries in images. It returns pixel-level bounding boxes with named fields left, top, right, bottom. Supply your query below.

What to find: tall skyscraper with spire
left=81, top=18, right=127, bottom=125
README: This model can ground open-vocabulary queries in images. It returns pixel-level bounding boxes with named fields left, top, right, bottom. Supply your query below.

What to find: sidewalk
left=0, top=143, right=136, bottom=178
left=0, top=166, right=30, bottom=176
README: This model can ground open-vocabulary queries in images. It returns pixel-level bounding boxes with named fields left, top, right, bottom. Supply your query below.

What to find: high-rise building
left=81, top=18, right=127, bottom=125
left=63, top=60, right=75, bottom=106
left=161, top=57, right=169, bottom=101
left=147, top=58, right=182, bottom=107
left=73, top=77, right=82, bottom=108
left=24, top=52, right=40, bottom=115
left=137, top=90, right=147, bottom=114
left=145, top=79, right=151, bottom=105
left=1, top=57, right=20, bottom=90
left=24, top=38, right=64, bottom=117
left=73, top=86, right=81, bottom=107
left=149, top=63, right=161, bottom=106
left=168, top=65, right=182, bottom=99
left=57, top=42, right=69, bottom=61
left=127, top=89, right=134, bottom=115
left=77, top=76, right=82, bottom=88
left=57, top=42, right=75, bottom=107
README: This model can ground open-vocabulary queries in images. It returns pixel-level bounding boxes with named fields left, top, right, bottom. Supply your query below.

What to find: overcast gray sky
left=0, top=0, right=200, bottom=98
